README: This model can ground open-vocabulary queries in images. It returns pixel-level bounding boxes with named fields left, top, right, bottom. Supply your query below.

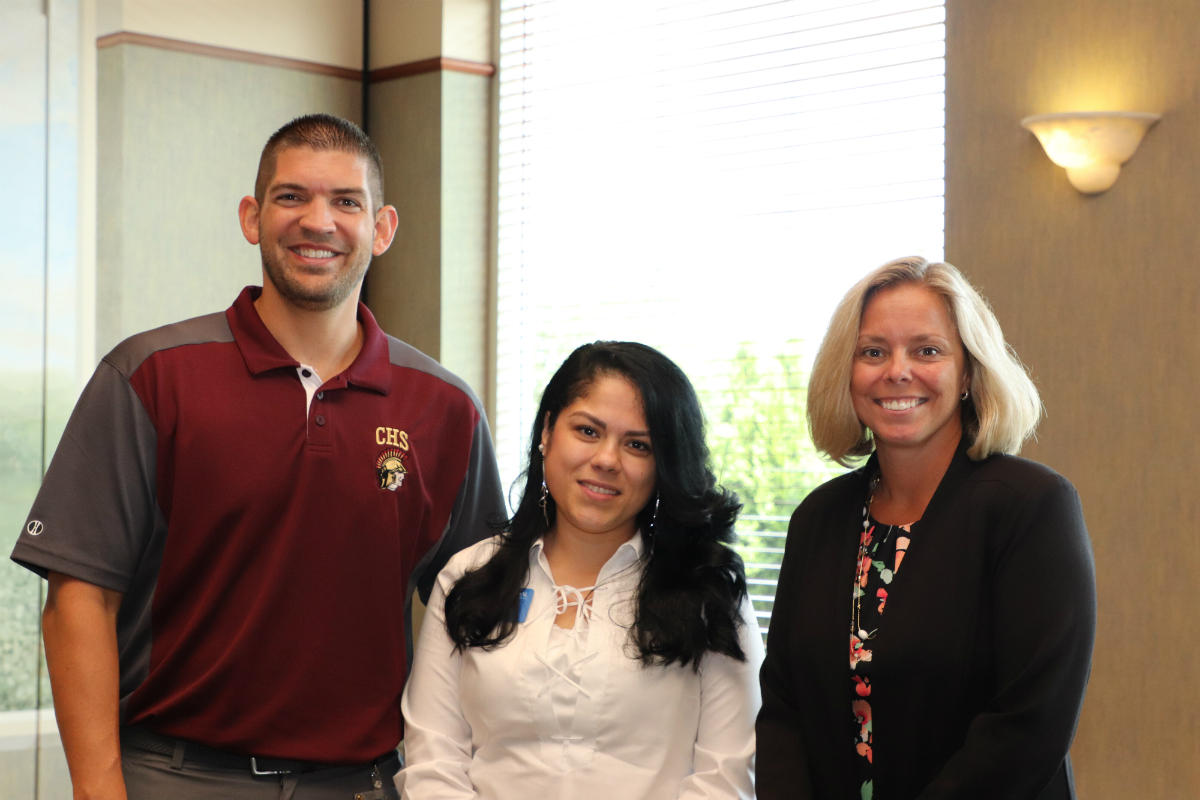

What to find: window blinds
left=497, top=0, right=946, bottom=638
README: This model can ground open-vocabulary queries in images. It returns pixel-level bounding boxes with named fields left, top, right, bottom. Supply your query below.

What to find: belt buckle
left=250, top=757, right=293, bottom=776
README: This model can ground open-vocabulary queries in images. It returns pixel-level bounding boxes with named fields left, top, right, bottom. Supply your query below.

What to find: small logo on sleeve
left=376, top=449, right=409, bottom=492
left=26, top=520, right=44, bottom=536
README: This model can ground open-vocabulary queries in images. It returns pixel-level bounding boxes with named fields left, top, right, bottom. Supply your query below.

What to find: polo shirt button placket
left=308, top=392, right=331, bottom=450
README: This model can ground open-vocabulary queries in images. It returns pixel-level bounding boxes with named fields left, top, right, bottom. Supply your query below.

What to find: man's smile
left=292, top=246, right=339, bottom=259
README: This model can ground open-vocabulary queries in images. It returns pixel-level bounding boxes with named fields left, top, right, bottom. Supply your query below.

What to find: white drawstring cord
left=550, top=584, right=595, bottom=621
left=534, top=651, right=597, bottom=697
left=534, top=584, right=599, bottom=697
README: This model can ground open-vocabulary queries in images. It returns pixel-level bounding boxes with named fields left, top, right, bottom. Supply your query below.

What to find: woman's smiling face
left=850, top=283, right=969, bottom=459
left=541, top=374, right=657, bottom=547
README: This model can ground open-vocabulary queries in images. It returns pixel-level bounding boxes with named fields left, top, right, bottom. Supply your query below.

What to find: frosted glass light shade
left=1021, top=111, right=1161, bottom=194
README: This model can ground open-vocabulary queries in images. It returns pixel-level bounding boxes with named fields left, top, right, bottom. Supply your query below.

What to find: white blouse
left=397, top=534, right=764, bottom=800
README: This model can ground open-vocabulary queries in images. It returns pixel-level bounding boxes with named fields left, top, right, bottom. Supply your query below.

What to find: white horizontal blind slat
left=496, top=0, right=944, bottom=640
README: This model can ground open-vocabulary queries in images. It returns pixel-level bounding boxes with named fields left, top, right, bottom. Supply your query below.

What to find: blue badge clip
left=518, top=588, right=534, bottom=623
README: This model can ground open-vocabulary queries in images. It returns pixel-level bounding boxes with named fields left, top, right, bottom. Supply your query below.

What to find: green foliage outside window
left=0, top=374, right=49, bottom=712
left=706, top=342, right=846, bottom=640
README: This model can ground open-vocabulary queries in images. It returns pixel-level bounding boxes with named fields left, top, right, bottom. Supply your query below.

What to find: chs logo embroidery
left=376, top=448, right=409, bottom=491
left=26, top=520, right=44, bottom=536
left=376, top=427, right=409, bottom=448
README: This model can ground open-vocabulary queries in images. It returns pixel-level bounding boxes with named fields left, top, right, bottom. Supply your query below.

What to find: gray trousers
left=121, top=743, right=401, bottom=800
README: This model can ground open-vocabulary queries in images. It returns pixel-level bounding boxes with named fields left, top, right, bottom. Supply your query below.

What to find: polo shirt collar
left=342, top=302, right=392, bottom=394
left=226, top=286, right=393, bottom=395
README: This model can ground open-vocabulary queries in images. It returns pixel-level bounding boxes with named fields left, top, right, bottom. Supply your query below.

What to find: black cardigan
left=756, top=444, right=1096, bottom=800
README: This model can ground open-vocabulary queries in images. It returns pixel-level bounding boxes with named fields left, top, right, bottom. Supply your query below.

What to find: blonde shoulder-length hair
left=808, top=256, right=1043, bottom=465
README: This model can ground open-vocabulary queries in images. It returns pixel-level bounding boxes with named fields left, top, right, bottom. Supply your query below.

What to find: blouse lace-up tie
left=534, top=585, right=598, bottom=700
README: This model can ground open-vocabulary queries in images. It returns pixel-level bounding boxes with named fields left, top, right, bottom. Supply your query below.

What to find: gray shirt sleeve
left=409, top=411, right=506, bottom=606
left=11, top=358, right=160, bottom=592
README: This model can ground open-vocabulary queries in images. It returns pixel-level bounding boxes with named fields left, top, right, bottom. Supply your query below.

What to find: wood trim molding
left=370, top=57, right=496, bottom=83
left=94, top=33, right=496, bottom=83
left=96, top=32, right=362, bottom=80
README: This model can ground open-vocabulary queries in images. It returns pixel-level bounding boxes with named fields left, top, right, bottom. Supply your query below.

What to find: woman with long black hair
left=397, top=341, right=763, bottom=800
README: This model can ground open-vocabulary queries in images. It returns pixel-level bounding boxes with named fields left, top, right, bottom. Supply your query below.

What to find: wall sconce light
left=1021, top=111, right=1161, bottom=194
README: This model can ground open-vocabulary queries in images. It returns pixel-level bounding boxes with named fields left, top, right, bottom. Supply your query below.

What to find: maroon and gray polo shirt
left=12, top=286, right=504, bottom=764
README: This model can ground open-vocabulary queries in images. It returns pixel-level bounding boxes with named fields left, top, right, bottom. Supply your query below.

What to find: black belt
left=121, top=726, right=398, bottom=776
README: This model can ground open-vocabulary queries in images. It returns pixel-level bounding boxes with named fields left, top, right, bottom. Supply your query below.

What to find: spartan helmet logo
left=376, top=448, right=408, bottom=491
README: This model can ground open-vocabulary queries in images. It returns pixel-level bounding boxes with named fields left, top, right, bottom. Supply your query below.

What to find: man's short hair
left=255, top=114, right=385, bottom=211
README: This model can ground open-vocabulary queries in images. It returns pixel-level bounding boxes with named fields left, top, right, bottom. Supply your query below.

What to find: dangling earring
left=538, top=443, right=549, bottom=527
left=646, top=493, right=660, bottom=557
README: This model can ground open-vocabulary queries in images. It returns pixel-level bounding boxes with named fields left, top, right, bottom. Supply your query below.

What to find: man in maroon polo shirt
left=11, top=115, right=504, bottom=799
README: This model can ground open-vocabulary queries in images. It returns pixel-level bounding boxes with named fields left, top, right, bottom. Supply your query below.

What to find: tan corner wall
left=367, top=69, right=492, bottom=403
left=370, top=0, right=492, bottom=69
left=97, top=43, right=360, bottom=355
left=368, top=72, right=445, bottom=360
left=371, top=0, right=442, bottom=68
left=945, top=1, right=1200, bottom=797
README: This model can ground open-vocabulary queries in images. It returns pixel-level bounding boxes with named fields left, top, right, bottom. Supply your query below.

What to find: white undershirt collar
left=296, top=364, right=323, bottom=415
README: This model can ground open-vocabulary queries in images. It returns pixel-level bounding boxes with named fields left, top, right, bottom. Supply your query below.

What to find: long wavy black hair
left=443, top=341, right=748, bottom=669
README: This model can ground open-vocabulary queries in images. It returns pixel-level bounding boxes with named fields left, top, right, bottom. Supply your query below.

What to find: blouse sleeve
left=676, top=595, right=766, bottom=800
left=917, top=473, right=1096, bottom=799
left=396, top=564, right=478, bottom=800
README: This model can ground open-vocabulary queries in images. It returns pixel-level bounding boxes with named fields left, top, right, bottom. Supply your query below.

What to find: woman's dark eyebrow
left=567, top=410, right=650, bottom=438
left=567, top=410, right=607, bottom=430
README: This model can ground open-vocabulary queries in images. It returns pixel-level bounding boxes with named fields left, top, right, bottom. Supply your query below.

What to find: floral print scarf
left=850, top=509, right=913, bottom=800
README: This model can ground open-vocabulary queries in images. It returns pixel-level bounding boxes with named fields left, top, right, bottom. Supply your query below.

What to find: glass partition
left=0, top=0, right=81, bottom=797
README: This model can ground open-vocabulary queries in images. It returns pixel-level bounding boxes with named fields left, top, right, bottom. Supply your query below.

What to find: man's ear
left=238, top=196, right=261, bottom=245
left=373, top=204, right=399, bottom=256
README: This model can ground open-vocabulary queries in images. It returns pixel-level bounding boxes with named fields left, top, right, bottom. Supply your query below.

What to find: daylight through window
left=497, top=0, right=947, bottom=638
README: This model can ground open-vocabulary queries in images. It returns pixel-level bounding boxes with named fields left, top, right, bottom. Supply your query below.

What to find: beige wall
left=96, top=43, right=360, bottom=356
left=97, top=0, right=364, bottom=68
left=945, top=1, right=1200, bottom=796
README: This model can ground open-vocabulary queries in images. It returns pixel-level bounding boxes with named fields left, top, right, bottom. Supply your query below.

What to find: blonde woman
left=757, top=257, right=1095, bottom=800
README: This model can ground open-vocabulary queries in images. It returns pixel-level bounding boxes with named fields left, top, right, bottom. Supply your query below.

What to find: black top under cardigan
left=756, top=443, right=1096, bottom=800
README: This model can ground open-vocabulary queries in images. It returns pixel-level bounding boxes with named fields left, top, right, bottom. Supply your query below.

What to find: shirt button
left=315, top=415, right=326, bottom=426
left=316, top=391, right=324, bottom=400
left=301, top=369, right=312, bottom=378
